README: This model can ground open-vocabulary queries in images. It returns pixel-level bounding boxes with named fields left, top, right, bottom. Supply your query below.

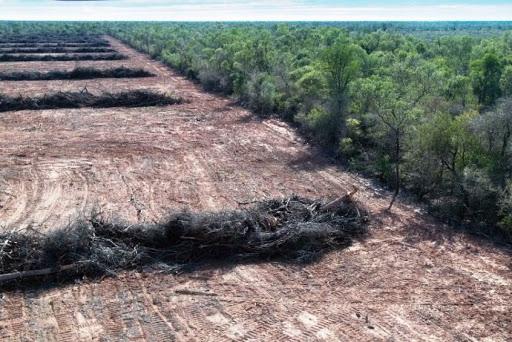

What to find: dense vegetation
left=0, top=21, right=511, bottom=239
left=108, top=22, right=512, bottom=238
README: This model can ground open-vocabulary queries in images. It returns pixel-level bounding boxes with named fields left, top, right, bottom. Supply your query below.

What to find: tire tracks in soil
left=0, top=36, right=510, bottom=341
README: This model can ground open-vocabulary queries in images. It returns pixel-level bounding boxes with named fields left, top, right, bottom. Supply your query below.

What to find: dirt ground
left=0, top=37, right=510, bottom=341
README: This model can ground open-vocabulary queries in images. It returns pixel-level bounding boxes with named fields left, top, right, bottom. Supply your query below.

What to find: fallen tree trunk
left=0, top=263, right=82, bottom=283
left=321, top=187, right=359, bottom=211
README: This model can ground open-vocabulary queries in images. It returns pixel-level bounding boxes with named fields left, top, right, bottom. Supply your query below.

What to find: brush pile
left=0, top=35, right=108, bottom=44
left=0, top=67, right=154, bottom=81
left=0, top=53, right=126, bottom=62
left=0, top=42, right=111, bottom=48
left=0, top=47, right=116, bottom=54
left=0, top=196, right=368, bottom=285
left=0, top=90, right=183, bottom=112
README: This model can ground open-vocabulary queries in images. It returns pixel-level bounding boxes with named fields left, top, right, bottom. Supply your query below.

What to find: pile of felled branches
left=0, top=47, right=115, bottom=54
left=0, top=90, right=183, bottom=112
left=0, top=67, right=154, bottom=81
left=0, top=53, right=126, bottom=62
left=0, top=194, right=368, bottom=286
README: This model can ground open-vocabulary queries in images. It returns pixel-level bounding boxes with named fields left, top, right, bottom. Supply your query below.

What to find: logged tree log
left=321, top=186, right=359, bottom=211
left=0, top=263, right=83, bottom=283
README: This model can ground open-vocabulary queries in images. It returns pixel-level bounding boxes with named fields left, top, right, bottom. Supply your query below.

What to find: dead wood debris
left=0, top=53, right=126, bottom=62
left=0, top=42, right=111, bottom=48
left=0, top=195, right=368, bottom=286
left=0, top=36, right=108, bottom=45
left=0, top=47, right=115, bottom=54
left=0, top=90, right=183, bottom=112
left=0, top=67, right=155, bottom=81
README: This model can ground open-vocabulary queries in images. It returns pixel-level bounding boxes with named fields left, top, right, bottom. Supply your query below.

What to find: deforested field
left=0, top=35, right=510, bottom=341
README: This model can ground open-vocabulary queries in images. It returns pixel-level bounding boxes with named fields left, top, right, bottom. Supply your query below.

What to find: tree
left=321, top=41, right=364, bottom=137
left=295, top=65, right=328, bottom=114
left=363, top=77, right=418, bottom=210
left=471, top=52, right=503, bottom=107
left=500, top=65, right=512, bottom=97
left=472, top=98, right=512, bottom=186
left=444, top=75, right=472, bottom=111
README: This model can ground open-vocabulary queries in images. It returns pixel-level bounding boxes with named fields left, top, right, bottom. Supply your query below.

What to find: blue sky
left=0, top=1, right=511, bottom=21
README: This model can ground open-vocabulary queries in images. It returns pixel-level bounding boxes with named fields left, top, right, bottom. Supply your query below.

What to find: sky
left=0, top=0, right=511, bottom=21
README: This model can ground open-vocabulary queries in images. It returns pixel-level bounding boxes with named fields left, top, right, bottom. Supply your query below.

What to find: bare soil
left=0, top=37, right=510, bottom=341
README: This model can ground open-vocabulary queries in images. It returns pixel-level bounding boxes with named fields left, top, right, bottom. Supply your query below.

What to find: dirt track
left=0, top=37, right=510, bottom=341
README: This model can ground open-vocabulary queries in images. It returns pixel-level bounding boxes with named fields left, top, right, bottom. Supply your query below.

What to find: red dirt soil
left=0, top=37, right=510, bottom=341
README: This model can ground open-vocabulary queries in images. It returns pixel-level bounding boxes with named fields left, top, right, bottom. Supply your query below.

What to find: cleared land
left=0, top=37, right=510, bottom=341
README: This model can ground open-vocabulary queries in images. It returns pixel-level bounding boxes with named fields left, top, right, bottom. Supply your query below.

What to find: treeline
left=108, top=22, right=512, bottom=237
left=1, top=22, right=511, bottom=238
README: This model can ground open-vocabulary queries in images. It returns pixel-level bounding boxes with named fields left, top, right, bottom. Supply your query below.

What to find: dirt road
left=0, top=37, right=510, bottom=341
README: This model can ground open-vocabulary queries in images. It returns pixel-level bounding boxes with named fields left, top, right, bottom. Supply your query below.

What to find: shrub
left=247, top=73, right=278, bottom=115
left=302, top=106, right=340, bottom=146
left=498, top=182, right=512, bottom=235
left=462, top=167, right=500, bottom=224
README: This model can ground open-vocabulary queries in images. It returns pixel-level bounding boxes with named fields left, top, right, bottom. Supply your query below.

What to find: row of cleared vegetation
left=0, top=90, right=182, bottom=112
left=0, top=34, right=108, bottom=44
left=0, top=46, right=116, bottom=54
left=0, top=42, right=111, bottom=48
left=0, top=196, right=368, bottom=287
left=0, top=53, right=126, bottom=62
left=0, top=66, right=154, bottom=81
left=104, top=22, right=512, bottom=239
left=0, top=32, right=162, bottom=112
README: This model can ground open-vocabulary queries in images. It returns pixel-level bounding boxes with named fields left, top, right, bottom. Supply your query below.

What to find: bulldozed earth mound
left=0, top=36, right=510, bottom=341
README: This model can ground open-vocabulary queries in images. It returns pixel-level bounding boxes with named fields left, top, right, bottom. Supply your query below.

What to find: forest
left=1, top=21, right=511, bottom=239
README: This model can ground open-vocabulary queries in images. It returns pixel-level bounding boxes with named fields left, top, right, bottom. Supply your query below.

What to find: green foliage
left=498, top=182, right=512, bottom=234
left=500, top=66, right=512, bottom=97
left=322, top=41, right=365, bottom=114
left=471, top=52, right=503, bottom=107
left=301, top=106, right=340, bottom=146
left=246, top=73, right=277, bottom=115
